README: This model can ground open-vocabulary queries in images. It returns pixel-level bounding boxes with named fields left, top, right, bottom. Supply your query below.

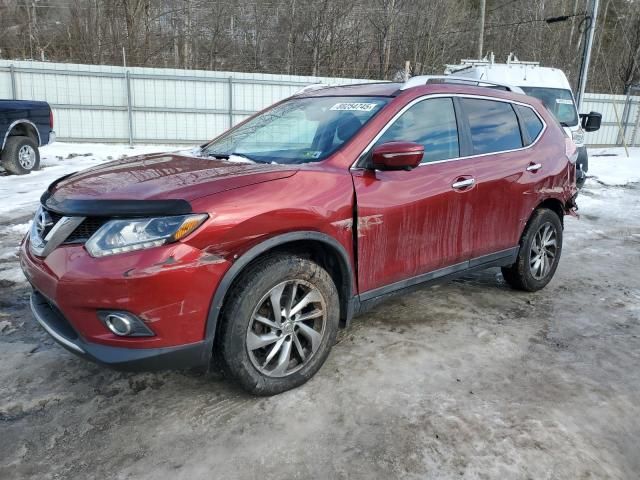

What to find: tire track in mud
left=189, top=395, right=257, bottom=427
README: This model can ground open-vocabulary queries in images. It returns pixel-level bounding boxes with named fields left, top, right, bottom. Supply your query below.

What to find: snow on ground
left=588, top=147, right=640, bottom=186
left=575, top=147, right=640, bottom=225
left=0, top=142, right=183, bottom=222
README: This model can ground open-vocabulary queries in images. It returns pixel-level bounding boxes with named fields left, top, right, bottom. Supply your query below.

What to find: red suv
left=20, top=80, right=578, bottom=395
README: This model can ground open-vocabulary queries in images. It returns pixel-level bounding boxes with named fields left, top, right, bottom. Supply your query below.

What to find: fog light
left=105, top=314, right=132, bottom=336
left=97, top=311, right=155, bottom=337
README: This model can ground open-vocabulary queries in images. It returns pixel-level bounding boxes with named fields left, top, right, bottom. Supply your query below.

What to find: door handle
left=526, top=163, right=542, bottom=172
left=452, top=178, right=475, bottom=190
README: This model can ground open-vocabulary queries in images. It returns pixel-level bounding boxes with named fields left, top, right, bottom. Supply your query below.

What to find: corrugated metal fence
left=0, top=60, right=638, bottom=146
left=582, top=92, right=640, bottom=147
left=0, top=60, right=374, bottom=144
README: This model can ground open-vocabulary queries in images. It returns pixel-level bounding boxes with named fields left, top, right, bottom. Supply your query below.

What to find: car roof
left=296, top=82, right=402, bottom=97
left=296, top=81, right=538, bottom=107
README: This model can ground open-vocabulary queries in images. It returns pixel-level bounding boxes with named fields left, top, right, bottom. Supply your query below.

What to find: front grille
left=40, top=210, right=64, bottom=239
left=41, top=208, right=108, bottom=245
left=49, top=211, right=63, bottom=225
left=64, top=218, right=110, bottom=243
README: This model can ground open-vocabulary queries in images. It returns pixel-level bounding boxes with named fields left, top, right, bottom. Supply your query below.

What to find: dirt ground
left=1, top=180, right=639, bottom=480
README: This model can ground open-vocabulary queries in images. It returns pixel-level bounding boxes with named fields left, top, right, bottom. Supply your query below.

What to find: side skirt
left=353, top=247, right=518, bottom=316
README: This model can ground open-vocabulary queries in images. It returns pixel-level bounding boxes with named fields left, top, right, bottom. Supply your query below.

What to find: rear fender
left=2, top=119, right=42, bottom=149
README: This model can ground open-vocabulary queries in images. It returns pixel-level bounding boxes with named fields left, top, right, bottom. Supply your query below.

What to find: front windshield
left=520, top=87, right=579, bottom=126
left=204, top=96, right=388, bottom=164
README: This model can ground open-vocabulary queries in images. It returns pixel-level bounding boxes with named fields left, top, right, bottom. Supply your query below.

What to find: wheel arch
left=202, top=231, right=356, bottom=362
left=517, top=198, right=565, bottom=247
left=535, top=198, right=565, bottom=226
left=2, top=120, right=41, bottom=150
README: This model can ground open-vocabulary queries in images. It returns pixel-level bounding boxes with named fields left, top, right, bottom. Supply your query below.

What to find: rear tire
left=501, top=208, right=563, bottom=292
left=216, top=254, right=340, bottom=396
left=1, top=136, right=40, bottom=175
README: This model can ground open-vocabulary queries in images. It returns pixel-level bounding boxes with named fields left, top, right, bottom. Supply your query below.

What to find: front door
left=352, top=97, right=476, bottom=296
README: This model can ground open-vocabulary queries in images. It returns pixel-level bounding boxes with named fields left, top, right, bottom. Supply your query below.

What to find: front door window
left=375, top=97, right=460, bottom=164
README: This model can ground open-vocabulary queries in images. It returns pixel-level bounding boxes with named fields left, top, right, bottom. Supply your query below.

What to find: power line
left=435, top=14, right=584, bottom=37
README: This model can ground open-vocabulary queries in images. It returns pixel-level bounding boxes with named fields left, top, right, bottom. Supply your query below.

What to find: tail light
left=49, top=110, right=54, bottom=129
left=565, top=138, right=578, bottom=164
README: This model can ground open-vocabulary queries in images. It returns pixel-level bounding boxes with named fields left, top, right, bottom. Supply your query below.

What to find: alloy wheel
left=18, top=145, right=36, bottom=170
left=246, top=279, right=327, bottom=378
left=529, top=222, right=558, bottom=280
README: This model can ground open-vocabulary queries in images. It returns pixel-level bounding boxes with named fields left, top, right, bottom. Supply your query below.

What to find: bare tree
left=0, top=0, right=638, bottom=91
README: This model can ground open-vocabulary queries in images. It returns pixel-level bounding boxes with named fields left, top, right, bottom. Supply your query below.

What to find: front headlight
left=86, top=214, right=208, bottom=257
left=572, top=128, right=585, bottom=145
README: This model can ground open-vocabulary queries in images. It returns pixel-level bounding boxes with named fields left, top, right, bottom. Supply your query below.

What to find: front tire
left=501, top=208, right=563, bottom=292
left=1, top=136, right=40, bottom=175
left=217, top=255, right=340, bottom=395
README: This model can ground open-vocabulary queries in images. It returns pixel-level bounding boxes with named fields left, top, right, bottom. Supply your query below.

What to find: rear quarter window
left=515, top=105, right=544, bottom=145
left=460, top=98, right=523, bottom=155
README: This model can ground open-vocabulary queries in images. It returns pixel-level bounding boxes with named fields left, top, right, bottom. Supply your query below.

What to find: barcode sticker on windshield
left=556, top=99, right=574, bottom=105
left=330, top=103, right=378, bottom=112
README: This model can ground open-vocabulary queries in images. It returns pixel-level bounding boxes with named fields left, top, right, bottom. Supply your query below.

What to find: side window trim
left=513, top=104, right=532, bottom=146
left=511, top=103, right=528, bottom=147
left=452, top=96, right=474, bottom=158
left=351, top=93, right=547, bottom=170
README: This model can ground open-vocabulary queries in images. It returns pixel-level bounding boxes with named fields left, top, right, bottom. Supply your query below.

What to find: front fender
left=200, top=230, right=356, bottom=363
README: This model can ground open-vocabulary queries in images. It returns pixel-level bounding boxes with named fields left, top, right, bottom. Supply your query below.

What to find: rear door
left=351, top=97, right=476, bottom=295
left=458, top=97, right=546, bottom=259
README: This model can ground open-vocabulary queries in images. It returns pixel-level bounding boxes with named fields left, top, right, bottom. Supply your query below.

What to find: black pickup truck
left=1, top=99, right=55, bottom=175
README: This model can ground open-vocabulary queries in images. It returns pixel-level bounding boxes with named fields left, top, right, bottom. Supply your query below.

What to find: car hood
left=47, top=152, right=298, bottom=204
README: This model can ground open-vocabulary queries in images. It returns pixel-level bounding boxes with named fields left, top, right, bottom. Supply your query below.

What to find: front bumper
left=30, top=290, right=208, bottom=370
left=20, top=233, right=230, bottom=355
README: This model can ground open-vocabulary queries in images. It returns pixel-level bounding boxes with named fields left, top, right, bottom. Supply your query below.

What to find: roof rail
left=445, top=53, right=540, bottom=74
left=293, top=83, right=328, bottom=95
left=400, top=75, right=525, bottom=94
left=505, top=52, right=540, bottom=66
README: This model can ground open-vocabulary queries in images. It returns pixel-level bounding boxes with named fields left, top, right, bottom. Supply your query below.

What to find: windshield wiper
left=205, top=152, right=266, bottom=164
left=560, top=122, right=570, bottom=127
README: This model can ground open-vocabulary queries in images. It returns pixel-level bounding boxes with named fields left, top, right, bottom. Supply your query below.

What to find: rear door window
left=375, top=97, right=459, bottom=163
left=461, top=98, right=523, bottom=155
left=515, top=105, right=544, bottom=145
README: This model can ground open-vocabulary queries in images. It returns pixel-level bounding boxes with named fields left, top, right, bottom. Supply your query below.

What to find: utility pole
left=576, top=0, right=600, bottom=110
left=478, top=0, right=486, bottom=59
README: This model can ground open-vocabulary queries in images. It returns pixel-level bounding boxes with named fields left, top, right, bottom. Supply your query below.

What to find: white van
left=445, top=54, right=601, bottom=188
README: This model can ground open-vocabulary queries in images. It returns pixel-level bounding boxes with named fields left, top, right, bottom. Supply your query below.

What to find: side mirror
left=580, top=111, right=602, bottom=132
left=371, top=142, right=424, bottom=171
